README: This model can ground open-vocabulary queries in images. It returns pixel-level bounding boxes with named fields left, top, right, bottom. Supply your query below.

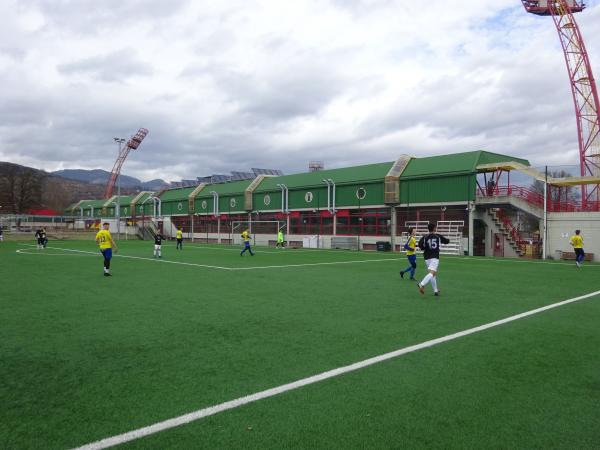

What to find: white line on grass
left=18, top=244, right=402, bottom=271
left=232, top=258, right=403, bottom=270
left=18, top=245, right=233, bottom=271
left=185, top=244, right=351, bottom=254
left=71, top=289, right=600, bottom=450
left=15, top=248, right=94, bottom=256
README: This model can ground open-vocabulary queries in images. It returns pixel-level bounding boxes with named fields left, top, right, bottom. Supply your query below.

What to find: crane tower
left=521, top=0, right=600, bottom=204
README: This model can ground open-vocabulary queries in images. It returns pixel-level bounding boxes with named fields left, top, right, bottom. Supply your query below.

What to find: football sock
left=421, top=273, right=433, bottom=286
left=431, top=277, right=438, bottom=292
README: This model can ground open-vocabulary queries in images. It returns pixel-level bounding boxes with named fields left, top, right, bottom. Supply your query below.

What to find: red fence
left=478, top=185, right=600, bottom=212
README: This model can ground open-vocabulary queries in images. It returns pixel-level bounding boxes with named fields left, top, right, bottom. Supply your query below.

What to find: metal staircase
left=486, top=209, right=524, bottom=256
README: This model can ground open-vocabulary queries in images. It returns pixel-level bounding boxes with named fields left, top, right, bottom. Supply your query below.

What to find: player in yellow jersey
left=570, top=229, right=585, bottom=268
left=240, top=229, right=254, bottom=256
left=176, top=228, right=183, bottom=250
left=95, top=222, right=118, bottom=276
left=399, top=227, right=417, bottom=280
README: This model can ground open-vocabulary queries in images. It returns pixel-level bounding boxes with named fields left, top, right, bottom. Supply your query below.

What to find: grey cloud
left=208, top=64, right=348, bottom=121
left=57, top=49, right=153, bottom=82
left=22, top=0, right=188, bottom=35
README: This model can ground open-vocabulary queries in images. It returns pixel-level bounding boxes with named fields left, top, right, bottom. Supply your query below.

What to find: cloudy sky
left=1, top=0, right=599, bottom=181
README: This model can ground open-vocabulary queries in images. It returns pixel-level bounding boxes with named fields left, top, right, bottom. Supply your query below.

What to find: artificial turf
left=1, top=239, right=599, bottom=449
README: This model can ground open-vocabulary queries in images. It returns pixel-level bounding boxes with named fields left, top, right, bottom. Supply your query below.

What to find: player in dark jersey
left=153, top=233, right=166, bottom=258
left=35, top=228, right=47, bottom=249
left=417, top=223, right=450, bottom=296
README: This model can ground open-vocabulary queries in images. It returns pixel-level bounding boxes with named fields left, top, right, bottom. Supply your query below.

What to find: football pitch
left=1, top=239, right=600, bottom=449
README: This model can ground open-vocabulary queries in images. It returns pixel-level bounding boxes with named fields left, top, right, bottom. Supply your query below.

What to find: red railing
left=496, top=209, right=523, bottom=246
left=478, top=185, right=600, bottom=212
left=478, top=186, right=544, bottom=208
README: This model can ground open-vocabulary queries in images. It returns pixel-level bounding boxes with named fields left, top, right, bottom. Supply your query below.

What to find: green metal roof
left=79, top=199, right=106, bottom=209
left=113, top=196, right=133, bottom=206
left=255, top=162, right=394, bottom=192
left=196, top=179, right=255, bottom=198
left=159, top=187, right=196, bottom=202
left=401, top=150, right=530, bottom=179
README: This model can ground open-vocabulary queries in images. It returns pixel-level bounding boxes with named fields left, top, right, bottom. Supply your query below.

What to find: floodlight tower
left=521, top=1, right=600, bottom=204
left=104, top=128, right=149, bottom=199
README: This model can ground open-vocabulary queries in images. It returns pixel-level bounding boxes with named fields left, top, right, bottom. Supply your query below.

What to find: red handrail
left=478, top=185, right=600, bottom=212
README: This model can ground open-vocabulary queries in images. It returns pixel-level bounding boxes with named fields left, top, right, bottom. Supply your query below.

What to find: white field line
left=16, top=248, right=94, bottom=256
left=17, top=244, right=402, bottom=271
left=72, top=289, right=600, bottom=450
left=232, top=258, right=403, bottom=270
left=152, top=244, right=600, bottom=268
left=185, top=244, right=345, bottom=254
left=18, top=244, right=233, bottom=271
left=17, top=244, right=597, bottom=271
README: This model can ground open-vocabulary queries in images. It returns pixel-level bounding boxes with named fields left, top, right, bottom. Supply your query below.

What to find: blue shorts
left=244, top=241, right=251, bottom=248
left=101, top=248, right=112, bottom=259
left=407, top=254, right=417, bottom=266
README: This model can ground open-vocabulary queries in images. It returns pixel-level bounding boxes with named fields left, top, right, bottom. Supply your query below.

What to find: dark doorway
left=473, top=219, right=486, bottom=256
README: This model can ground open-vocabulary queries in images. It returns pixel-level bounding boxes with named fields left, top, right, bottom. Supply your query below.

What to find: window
left=337, top=208, right=390, bottom=236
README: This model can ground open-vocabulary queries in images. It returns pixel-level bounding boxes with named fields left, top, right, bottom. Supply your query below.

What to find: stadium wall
left=547, top=212, right=600, bottom=262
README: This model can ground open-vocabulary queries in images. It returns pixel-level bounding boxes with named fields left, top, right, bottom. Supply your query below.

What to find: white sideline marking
left=232, top=258, right=403, bottom=270
left=18, top=244, right=402, bottom=271
left=16, top=248, right=94, bottom=256
left=186, top=245, right=346, bottom=254
left=19, top=245, right=232, bottom=271
left=72, top=289, right=600, bottom=450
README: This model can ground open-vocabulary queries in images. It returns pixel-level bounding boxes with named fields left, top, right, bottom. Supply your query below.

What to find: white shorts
left=425, top=258, right=439, bottom=272
left=154, top=244, right=161, bottom=250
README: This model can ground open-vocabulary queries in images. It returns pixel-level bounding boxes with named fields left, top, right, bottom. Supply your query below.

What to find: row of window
left=166, top=207, right=468, bottom=236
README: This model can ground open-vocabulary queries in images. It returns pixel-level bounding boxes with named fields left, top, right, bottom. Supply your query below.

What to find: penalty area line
left=71, top=289, right=600, bottom=450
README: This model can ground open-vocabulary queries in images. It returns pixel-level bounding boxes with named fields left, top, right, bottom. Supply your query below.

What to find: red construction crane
left=521, top=1, right=600, bottom=205
left=104, top=128, right=149, bottom=199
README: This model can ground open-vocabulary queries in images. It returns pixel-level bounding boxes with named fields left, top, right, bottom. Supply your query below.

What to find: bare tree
left=531, top=170, right=581, bottom=203
left=0, top=164, right=45, bottom=213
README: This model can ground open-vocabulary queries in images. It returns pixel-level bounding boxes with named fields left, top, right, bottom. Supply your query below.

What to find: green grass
left=1, top=239, right=599, bottom=449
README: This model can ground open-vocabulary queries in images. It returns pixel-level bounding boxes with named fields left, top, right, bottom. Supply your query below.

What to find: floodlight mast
left=104, top=128, right=149, bottom=199
left=521, top=0, right=600, bottom=205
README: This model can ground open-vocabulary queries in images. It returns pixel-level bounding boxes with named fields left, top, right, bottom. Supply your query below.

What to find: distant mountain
left=142, top=179, right=171, bottom=191
left=51, top=169, right=170, bottom=191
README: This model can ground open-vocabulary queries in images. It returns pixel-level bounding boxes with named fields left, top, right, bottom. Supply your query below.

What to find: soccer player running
left=153, top=232, right=165, bottom=258
left=570, top=229, right=585, bottom=268
left=399, top=227, right=417, bottom=280
left=176, top=228, right=183, bottom=250
left=34, top=228, right=46, bottom=249
left=417, top=223, right=450, bottom=296
left=95, top=222, right=118, bottom=277
left=276, top=229, right=284, bottom=249
left=240, top=229, right=254, bottom=256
